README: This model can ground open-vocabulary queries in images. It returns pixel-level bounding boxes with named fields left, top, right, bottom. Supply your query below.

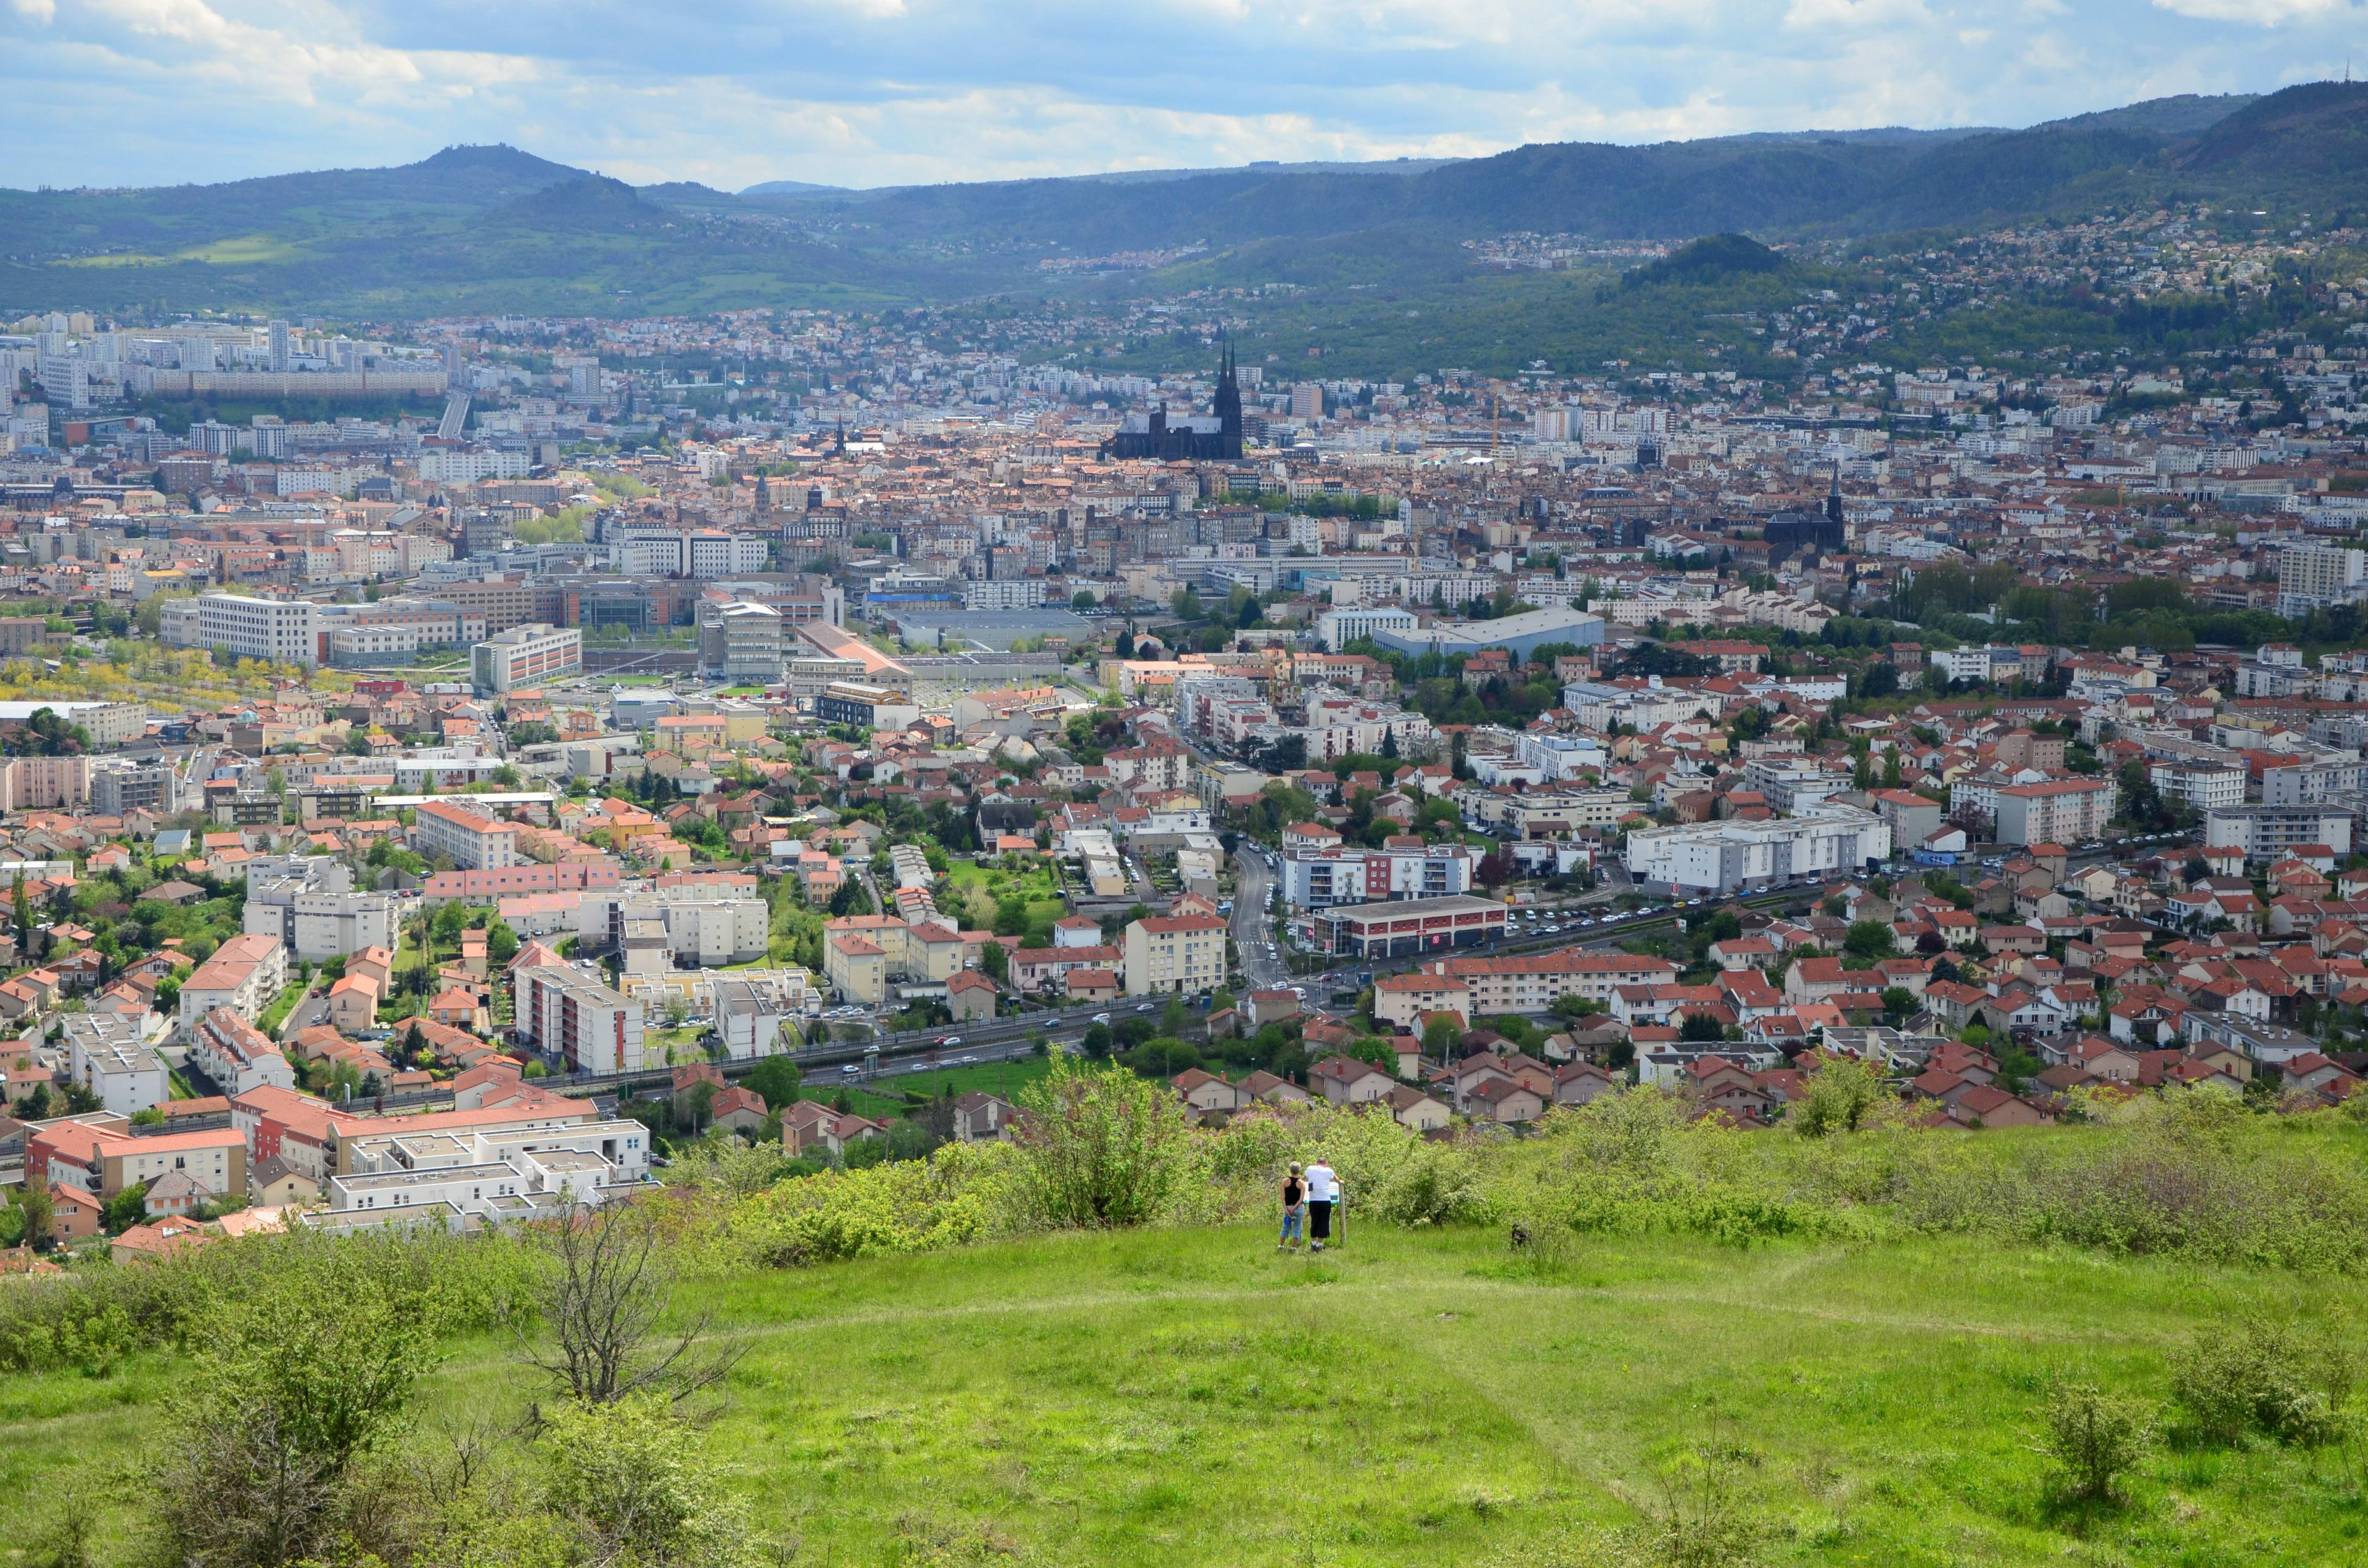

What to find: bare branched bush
left=521, top=1200, right=740, bottom=1408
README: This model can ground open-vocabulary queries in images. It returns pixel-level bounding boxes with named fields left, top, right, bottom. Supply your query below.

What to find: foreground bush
left=2037, top=1381, right=2151, bottom=1501
left=2171, top=1321, right=2347, bottom=1446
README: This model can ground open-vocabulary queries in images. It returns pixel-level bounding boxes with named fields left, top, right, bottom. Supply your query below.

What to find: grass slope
left=7, top=1223, right=2366, bottom=1565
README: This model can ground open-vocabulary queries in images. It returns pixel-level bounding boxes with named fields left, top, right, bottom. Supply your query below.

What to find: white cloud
left=2150, top=0, right=2352, bottom=20
left=0, top=0, right=2351, bottom=190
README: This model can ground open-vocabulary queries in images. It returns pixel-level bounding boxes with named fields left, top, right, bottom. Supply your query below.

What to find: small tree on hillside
left=1014, top=1051, right=1190, bottom=1227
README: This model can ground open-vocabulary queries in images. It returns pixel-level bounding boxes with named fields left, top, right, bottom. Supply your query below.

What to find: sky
left=2, top=0, right=2361, bottom=192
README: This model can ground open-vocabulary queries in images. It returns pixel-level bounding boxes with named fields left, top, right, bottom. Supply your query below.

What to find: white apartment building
left=1624, top=802, right=1893, bottom=895
left=1742, top=755, right=1848, bottom=814
left=2261, top=758, right=2368, bottom=805
left=417, top=448, right=531, bottom=484
left=608, top=527, right=770, bottom=578
left=181, top=593, right=323, bottom=667
left=964, top=578, right=1048, bottom=610
left=471, top=623, right=581, bottom=694
left=1513, top=730, right=1607, bottom=781
left=2148, top=760, right=2247, bottom=813
left=176, top=932, right=289, bottom=1040
left=412, top=800, right=519, bottom=870
left=1281, top=843, right=1476, bottom=908
left=63, top=1014, right=170, bottom=1116
left=514, top=963, right=647, bottom=1074
left=2205, top=804, right=2356, bottom=861
left=609, top=891, right=771, bottom=971
left=328, top=1117, right=652, bottom=1222
left=1122, top=914, right=1228, bottom=995
left=2277, top=542, right=2368, bottom=619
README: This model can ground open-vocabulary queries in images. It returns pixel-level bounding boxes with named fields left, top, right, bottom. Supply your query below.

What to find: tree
left=1013, top=1052, right=1190, bottom=1226
left=1080, top=1022, right=1112, bottom=1059
left=744, top=1055, right=802, bottom=1109
left=14, top=1180, right=54, bottom=1252
left=522, top=1201, right=741, bottom=1408
left=484, top=918, right=520, bottom=967
left=1071, top=589, right=1096, bottom=611
left=102, top=1181, right=149, bottom=1234
left=1422, top=1014, right=1460, bottom=1064
left=1879, top=986, right=1919, bottom=1023
left=1843, top=920, right=1897, bottom=960
left=1678, top=1012, right=1726, bottom=1043
left=1791, top=1054, right=1889, bottom=1136
left=151, top=1265, right=435, bottom=1568
left=980, top=940, right=1008, bottom=982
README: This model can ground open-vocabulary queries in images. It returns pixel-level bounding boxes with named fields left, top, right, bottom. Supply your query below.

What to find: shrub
left=2036, top=1381, right=2150, bottom=1501
left=1013, top=1052, right=1191, bottom=1228
left=536, top=1394, right=765, bottom=1568
left=1366, top=1141, right=1489, bottom=1228
left=729, top=1141, right=1019, bottom=1267
left=2171, top=1322, right=2345, bottom=1446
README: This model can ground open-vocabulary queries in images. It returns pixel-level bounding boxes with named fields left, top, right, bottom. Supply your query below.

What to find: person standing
left=1304, top=1154, right=1337, bottom=1252
left=1278, top=1162, right=1306, bottom=1252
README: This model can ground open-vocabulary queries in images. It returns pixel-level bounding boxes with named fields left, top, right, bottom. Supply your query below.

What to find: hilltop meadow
left=5, top=1061, right=2368, bottom=1568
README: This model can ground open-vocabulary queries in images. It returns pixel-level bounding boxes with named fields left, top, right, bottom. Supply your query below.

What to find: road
left=1230, top=847, right=1286, bottom=990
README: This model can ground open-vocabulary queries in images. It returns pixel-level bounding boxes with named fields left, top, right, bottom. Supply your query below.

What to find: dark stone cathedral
left=1099, top=343, right=1244, bottom=461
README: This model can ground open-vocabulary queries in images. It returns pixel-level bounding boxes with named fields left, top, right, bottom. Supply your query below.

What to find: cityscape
left=2, top=51, right=2368, bottom=1568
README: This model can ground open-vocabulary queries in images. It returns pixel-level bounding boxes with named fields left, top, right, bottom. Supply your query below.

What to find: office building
left=472, top=623, right=581, bottom=694
left=179, top=593, right=323, bottom=667
left=696, top=599, right=784, bottom=682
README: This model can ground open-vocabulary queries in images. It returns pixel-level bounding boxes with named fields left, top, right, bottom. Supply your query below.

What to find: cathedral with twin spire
left=1098, top=343, right=1244, bottom=461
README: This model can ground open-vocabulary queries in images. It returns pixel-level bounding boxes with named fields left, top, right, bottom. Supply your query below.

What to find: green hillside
left=1, top=84, right=2362, bottom=321
left=5, top=1077, right=2367, bottom=1567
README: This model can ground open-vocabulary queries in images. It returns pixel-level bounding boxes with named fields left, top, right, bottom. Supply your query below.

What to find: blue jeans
left=1280, top=1207, right=1304, bottom=1244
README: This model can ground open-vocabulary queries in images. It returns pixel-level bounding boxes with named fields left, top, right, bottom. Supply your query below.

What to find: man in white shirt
left=1303, top=1155, right=1337, bottom=1252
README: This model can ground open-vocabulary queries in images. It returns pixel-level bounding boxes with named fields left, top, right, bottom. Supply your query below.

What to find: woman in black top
left=1278, top=1162, right=1307, bottom=1252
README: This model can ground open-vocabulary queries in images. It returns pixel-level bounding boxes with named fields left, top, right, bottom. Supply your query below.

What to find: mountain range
left=1, top=83, right=2361, bottom=324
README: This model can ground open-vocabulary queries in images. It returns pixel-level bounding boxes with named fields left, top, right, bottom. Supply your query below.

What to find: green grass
left=9, top=1224, right=2368, bottom=1565
left=816, top=1055, right=1053, bottom=1117
left=255, top=980, right=308, bottom=1035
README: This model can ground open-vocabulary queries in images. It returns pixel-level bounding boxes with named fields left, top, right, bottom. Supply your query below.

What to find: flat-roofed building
left=513, top=963, right=646, bottom=1075
left=411, top=798, right=519, bottom=870
left=471, top=623, right=580, bottom=694
left=1313, top=894, right=1508, bottom=958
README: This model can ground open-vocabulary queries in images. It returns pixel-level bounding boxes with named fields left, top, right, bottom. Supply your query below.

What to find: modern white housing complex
left=1624, top=802, right=1893, bottom=895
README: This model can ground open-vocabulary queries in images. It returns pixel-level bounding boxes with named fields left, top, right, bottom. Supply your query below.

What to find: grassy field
left=7, top=1220, right=2368, bottom=1566
left=822, top=1054, right=1053, bottom=1119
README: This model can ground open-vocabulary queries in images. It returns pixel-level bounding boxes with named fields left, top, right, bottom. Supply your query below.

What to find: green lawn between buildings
left=6, top=1221, right=2367, bottom=1566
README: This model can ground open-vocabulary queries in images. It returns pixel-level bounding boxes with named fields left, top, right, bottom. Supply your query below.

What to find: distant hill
left=0, top=86, right=2359, bottom=318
